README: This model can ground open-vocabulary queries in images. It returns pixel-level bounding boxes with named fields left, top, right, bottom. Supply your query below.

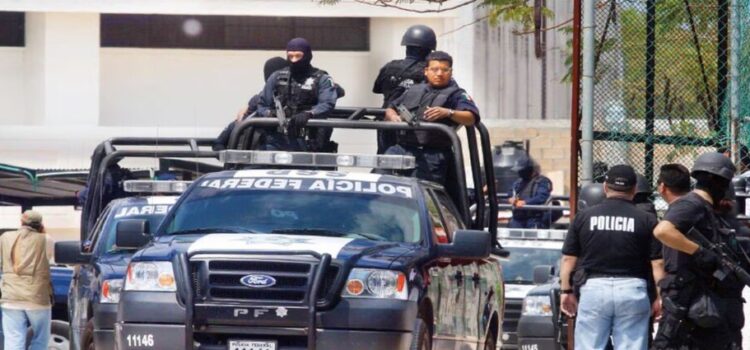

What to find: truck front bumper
left=114, top=323, right=412, bottom=350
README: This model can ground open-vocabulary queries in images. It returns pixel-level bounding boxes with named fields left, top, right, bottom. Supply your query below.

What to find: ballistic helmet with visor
left=578, top=183, right=606, bottom=210
left=691, top=152, right=735, bottom=181
left=605, top=165, right=637, bottom=191
left=511, top=155, right=536, bottom=172
left=401, top=25, right=437, bottom=51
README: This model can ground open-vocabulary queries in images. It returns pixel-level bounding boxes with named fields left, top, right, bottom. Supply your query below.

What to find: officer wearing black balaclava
left=508, top=155, right=553, bottom=228
left=373, top=25, right=436, bottom=154
left=213, top=56, right=289, bottom=151
left=653, top=152, right=749, bottom=349
left=256, top=38, right=339, bottom=151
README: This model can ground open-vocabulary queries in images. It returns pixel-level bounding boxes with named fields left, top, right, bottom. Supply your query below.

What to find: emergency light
left=219, top=150, right=416, bottom=170
left=123, top=180, right=192, bottom=193
left=497, top=228, right=567, bottom=241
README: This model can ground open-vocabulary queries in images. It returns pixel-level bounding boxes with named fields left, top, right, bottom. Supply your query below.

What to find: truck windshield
left=500, top=247, right=561, bottom=284
left=163, top=189, right=422, bottom=243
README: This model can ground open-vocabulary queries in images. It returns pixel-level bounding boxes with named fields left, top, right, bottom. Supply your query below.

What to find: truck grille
left=191, top=257, right=340, bottom=304
left=502, top=298, right=523, bottom=349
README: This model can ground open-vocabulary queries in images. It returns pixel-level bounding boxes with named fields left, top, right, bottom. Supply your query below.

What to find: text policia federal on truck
left=114, top=151, right=504, bottom=350
left=55, top=181, right=188, bottom=350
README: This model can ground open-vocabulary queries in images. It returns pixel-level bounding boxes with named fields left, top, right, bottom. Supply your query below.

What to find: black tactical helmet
left=401, top=25, right=437, bottom=51
left=691, top=152, right=736, bottom=181
left=511, top=155, right=536, bottom=172
left=578, top=183, right=606, bottom=210
left=636, top=173, right=651, bottom=195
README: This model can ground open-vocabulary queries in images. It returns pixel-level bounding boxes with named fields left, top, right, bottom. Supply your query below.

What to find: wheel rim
left=48, top=333, right=70, bottom=350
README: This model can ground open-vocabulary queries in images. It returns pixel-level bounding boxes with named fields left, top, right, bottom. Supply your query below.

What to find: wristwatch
left=561, top=289, right=573, bottom=294
left=449, top=109, right=455, bottom=117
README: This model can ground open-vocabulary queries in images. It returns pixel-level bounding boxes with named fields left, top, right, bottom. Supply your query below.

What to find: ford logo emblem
left=240, top=274, right=277, bottom=288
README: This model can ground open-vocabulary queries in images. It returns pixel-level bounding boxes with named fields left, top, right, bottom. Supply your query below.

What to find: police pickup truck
left=56, top=180, right=186, bottom=350
left=113, top=151, right=505, bottom=350
left=498, top=229, right=564, bottom=350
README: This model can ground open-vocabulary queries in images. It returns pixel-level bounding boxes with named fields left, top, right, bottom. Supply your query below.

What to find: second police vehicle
left=56, top=180, right=188, bottom=350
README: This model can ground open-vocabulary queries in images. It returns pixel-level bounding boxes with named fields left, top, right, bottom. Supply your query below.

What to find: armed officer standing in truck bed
left=256, top=38, right=338, bottom=152
left=381, top=51, right=479, bottom=187
left=653, top=153, right=749, bottom=349
left=560, top=165, right=663, bottom=350
left=373, top=24, right=435, bottom=154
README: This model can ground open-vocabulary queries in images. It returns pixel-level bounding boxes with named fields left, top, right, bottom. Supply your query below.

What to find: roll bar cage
left=227, top=108, right=500, bottom=248
left=80, top=137, right=220, bottom=243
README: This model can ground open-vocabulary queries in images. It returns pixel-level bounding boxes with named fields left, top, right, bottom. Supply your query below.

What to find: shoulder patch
left=461, top=92, right=474, bottom=102
left=319, top=75, right=333, bottom=89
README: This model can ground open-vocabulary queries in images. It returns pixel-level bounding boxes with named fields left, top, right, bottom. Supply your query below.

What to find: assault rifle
left=273, top=95, right=288, bottom=134
left=687, top=227, right=750, bottom=287
left=396, top=104, right=418, bottom=126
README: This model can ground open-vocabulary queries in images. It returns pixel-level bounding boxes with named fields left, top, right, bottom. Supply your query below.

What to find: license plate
left=228, top=340, right=277, bottom=350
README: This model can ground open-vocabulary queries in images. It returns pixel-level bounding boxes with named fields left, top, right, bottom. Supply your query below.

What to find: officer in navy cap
left=373, top=25, right=436, bottom=154
left=256, top=38, right=340, bottom=152
left=561, top=164, right=663, bottom=350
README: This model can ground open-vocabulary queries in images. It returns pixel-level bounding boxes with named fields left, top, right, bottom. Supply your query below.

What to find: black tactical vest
left=273, top=67, right=326, bottom=115
left=379, top=59, right=427, bottom=107
left=398, top=83, right=461, bottom=149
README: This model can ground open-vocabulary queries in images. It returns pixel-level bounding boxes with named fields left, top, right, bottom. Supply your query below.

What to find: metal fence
left=577, top=0, right=750, bottom=187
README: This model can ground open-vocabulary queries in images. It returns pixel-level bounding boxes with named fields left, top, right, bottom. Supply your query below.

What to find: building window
left=101, top=14, right=369, bottom=51
left=0, top=12, right=24, bottom=47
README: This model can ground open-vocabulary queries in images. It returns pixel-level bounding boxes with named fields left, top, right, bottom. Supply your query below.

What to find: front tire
left=483, top=327, right=496, bottom=350
left=48, top=320, right=71, bottom=350
left=409, top=318, right=431, bottom=350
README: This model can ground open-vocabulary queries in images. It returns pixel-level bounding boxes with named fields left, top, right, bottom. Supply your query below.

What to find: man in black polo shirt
left=560, top=165, right=662, bottom=350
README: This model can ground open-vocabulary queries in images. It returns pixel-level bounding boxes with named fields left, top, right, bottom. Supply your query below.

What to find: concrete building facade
left=0, top=0, right=574, bottom=227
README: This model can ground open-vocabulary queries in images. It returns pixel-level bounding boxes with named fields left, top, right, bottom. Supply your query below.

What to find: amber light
left=346, top=279, right=365, bottom=296
left=102, top=281, right=111, bottom=298
left=396, top=273, right=406, bottom=292
left=158, top=273, right=175, bottom=288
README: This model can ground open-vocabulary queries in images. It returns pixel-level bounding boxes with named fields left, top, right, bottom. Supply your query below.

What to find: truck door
left=423, top=188, right=465, bottom=350
left=70, top=205, right=109, bottom=350
left=432, top=189, right=480, bottom=349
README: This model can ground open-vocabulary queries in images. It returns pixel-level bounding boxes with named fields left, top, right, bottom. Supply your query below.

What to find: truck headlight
left=342, top=268, right=407, bottom=300
left=522, top=295, right=553, bottom=316
left=100, top=279, right=123, bottom=303
left=124, top=262, right=176, bottom=292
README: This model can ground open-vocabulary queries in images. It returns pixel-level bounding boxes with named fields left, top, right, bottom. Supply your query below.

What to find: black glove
left=693, top=246, right=720, bottom=271
left=287, top=112, right=312, bottom=139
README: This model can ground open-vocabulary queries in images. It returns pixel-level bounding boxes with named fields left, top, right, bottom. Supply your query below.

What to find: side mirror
left=533, top=265, right=554, bottom=284
left=115, top=219, right=151, bottom=250
left=55, top=241, right=90, bottom=265
left=437, top=230, right=491, bottom=259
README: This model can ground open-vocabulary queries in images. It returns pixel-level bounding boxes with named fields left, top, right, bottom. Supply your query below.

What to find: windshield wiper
left=167, top=227, right=256, bottom=235
left=270, top=228, right=387, bottom=241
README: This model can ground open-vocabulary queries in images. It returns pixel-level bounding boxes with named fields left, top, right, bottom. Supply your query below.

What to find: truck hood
left=136, top=233, right=420, bottom=270
left=505, top=283, right=538, bottom=300
left=96, top=251, right=135, bottom=280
